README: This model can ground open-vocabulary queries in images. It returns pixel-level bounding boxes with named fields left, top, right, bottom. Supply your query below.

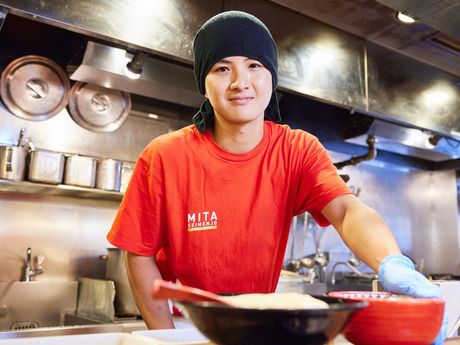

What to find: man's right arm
left=125, top=252, right=174, bottom=329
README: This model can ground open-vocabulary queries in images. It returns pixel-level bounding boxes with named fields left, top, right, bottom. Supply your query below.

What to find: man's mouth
left=228, top=96, right=254, bottom=105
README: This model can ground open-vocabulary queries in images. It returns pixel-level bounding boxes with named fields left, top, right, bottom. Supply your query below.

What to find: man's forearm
left=125, top=252, right=174, bottom=329
left=322, top=195, right=401, bottom=272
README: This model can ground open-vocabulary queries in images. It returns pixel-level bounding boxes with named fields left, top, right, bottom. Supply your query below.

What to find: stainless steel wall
left=287, top=152, right=460, bottom=276
left=0, top=103, right=172, bottom=281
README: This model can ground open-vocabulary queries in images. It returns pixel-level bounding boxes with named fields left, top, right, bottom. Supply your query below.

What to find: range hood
left=344, top=119, right=460, bottom=162
left=70, top=41, right=204, bottom=109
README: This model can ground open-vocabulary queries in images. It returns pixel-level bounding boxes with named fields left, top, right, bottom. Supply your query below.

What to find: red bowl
left=328, top=291, right=444, bottom=345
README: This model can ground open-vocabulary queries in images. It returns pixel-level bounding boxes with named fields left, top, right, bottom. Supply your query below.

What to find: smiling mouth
left=228, top=96, right=254, bottom=104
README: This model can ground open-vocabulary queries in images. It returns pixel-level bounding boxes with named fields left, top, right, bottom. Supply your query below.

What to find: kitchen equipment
left=120, top=162, right=134, bottom=193
left=96, top=159, right=122, bottom=191
left=276, top=272, right=327, bottom=295
left=67, top=81, right=131, bottom=132
left=0, top=55, right=70, bottom=120
left=63, top=155, right=96, bottom=188
left=76, top=277, right=116, bottom=323
left=434, top=280, right=460, bottom=337
left=105, top=248, right=139, bottom=316
left=152, top=280, right=367, bottom=345
left=28, top=149, right=65, bottom=184
left=0, top=146, right=27, bottom=181
left=0, top=129, right=27, bottom=181
left=152, top=280, right=235, bottom=306
left=328, top=291, right=445, bottom=345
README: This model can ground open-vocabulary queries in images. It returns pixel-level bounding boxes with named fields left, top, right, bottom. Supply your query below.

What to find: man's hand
left=379, top=254, right=448, bottom=345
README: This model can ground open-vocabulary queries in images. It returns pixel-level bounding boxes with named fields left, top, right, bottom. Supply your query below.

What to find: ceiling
left=269, top=0, right=460, bottom=78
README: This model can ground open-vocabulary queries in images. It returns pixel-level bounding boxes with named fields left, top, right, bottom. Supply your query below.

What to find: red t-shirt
left=107, top=122, right=350, bottom=293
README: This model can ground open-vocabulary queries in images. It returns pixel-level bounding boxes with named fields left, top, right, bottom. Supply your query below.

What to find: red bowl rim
left=328, top=291, right=444, bottom=305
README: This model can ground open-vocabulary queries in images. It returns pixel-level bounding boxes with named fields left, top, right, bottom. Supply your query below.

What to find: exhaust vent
left=343, top=119, right=460, bottom=162
left=10, top=321, right=39, bottom=330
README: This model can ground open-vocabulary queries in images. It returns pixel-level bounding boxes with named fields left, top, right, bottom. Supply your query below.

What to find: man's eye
left=249, top=63, right=262, bottom=69
left=215, top=66, right=229, bottom=72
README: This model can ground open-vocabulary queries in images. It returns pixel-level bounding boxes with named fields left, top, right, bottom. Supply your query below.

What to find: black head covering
left=192, top=11, right=281, bottom=133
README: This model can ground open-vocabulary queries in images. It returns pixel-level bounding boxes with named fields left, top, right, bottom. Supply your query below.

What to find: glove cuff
left=379, top=254, right=415, bottom=277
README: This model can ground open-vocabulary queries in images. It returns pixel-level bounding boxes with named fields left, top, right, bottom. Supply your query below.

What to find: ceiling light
left=424, top=134, right=442, bottom=149
left=395, top=11, right=416, bottom=24
left=124, top=51, right=145, bottom=79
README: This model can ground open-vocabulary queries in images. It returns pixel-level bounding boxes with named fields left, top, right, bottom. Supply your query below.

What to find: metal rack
left=0, top=179, right=123, bottom=201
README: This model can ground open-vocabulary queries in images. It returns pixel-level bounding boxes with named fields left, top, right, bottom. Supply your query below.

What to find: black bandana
left=192, top=11, right=281, bottom=133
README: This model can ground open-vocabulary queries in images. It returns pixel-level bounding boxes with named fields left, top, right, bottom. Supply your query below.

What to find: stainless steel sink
left=0, top=324, right=123, bottom=339
left=0, top=281, right=78, bottom=331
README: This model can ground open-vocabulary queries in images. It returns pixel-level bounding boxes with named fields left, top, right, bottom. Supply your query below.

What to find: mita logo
left=187, top=211, right=218, bottom=232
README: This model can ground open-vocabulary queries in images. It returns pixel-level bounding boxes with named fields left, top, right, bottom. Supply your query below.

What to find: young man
left=107, top=11, right=446, bottom=343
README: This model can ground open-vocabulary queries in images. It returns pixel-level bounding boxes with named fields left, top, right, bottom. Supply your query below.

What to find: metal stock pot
left=0, top=145, right=27, bottom=181
left=105, top=248, right=140, bottom=316
left=0, top=128, right=28, bottom=181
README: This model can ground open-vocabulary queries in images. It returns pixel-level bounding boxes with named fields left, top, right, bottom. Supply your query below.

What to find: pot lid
left=68, top=82, right=131, bottom=132
left=0, top=55, right=70, bottom=121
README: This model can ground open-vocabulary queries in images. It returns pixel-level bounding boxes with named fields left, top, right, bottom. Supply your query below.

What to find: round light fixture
left=396, top=11, right=416, bottom=24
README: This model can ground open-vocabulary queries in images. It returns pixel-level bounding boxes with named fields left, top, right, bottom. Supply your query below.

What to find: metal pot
left=96, top=159, right=122, bottom=191
left=0, top=145, right=27, bottom=181
left=67, top=82, right=131, bottom=132
left=63, top=155, right=96, bottom=188
left=28, top=149, right=65, bottom=184
left=0, top=55, right=70, bottom=121
left=105, top=248, right=139, bottom=316
left=120, top=161, right=134, bottom=193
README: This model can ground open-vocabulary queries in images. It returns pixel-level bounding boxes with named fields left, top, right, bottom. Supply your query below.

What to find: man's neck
left=211, top=119, right=265, bottom=154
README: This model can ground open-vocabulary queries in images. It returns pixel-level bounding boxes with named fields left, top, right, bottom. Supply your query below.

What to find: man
left=107, top=11, right=446, bottom=343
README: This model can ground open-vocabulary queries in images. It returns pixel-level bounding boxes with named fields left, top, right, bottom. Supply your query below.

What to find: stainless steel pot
left=0, top=145, right=27, bottom=181
left=120, top=162, right=134, bottom=193
left=96, top=159, right=122, bottom=191
left=63, top=155, right=96, bottom=188
left=105, top=248, right=139, bottom=316
left=28, top=149, right=65, bottom=184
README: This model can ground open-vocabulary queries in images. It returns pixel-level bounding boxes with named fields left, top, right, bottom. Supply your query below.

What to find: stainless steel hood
left=2, top=0, right=460, bottom=141
left=70, top=41, right=204, bottom=109
left=344, top=119, right=460, bottom=162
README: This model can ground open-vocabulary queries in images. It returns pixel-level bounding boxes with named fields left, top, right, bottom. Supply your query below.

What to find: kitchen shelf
left=0, top=179, right=123, bottom=201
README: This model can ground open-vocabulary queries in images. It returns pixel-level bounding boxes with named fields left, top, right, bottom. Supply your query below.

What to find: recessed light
left=395, top=11, right=416, bottom=24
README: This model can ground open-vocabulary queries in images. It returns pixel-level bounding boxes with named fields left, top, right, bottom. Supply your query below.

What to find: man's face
left=204, top=56, right=272, bottom=127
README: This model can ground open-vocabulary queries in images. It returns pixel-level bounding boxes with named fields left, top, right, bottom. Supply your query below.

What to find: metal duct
left=70, top=41, right=204, bottom=109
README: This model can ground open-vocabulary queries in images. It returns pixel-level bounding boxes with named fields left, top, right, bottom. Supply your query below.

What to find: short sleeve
left=294, top=137, right=351, bottom=226
left=106, top=145, right=167, bottom=256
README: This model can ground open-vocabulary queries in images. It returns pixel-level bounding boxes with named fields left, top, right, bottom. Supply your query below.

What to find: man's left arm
left=320, top=194, right=401, bottom=271
left=321, top=194, right=447, bottom=344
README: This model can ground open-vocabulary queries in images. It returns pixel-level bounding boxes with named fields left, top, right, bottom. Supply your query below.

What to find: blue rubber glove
left=379, top=254, right=448, bottom=345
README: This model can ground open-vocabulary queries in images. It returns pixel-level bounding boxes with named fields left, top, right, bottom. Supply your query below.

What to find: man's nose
left=230, top=68, right=250, bottom=89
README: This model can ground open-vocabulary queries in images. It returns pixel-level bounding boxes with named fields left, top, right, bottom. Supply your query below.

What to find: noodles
left=221, top=293, right=329, bottom=309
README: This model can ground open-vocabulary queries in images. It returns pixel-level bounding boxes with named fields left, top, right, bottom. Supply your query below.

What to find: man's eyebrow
left=215, top=58, right=252, bottom=64
left=215, top=59, right=233, bottom=64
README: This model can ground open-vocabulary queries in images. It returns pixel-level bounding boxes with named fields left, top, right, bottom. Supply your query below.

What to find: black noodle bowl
left=177, top=296, right=368, bottom=345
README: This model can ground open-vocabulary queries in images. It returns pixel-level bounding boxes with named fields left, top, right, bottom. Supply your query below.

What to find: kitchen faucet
left=330, top=254, right=378, bottom=285
left=22, top=247, right=45, bottom=281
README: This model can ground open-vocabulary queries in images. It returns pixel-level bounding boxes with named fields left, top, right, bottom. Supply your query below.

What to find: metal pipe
left=334, top=135, right=377, bottom=170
